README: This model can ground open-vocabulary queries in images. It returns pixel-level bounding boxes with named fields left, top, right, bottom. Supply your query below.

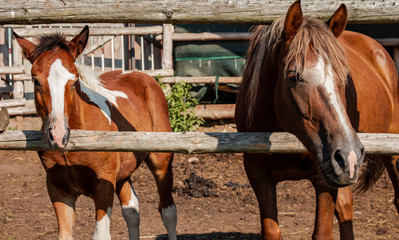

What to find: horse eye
left=288, top=72, right=301, bottom=84
left=32, top=78, right=41, bottom=87
left=72, top=80, right=78, bottom=87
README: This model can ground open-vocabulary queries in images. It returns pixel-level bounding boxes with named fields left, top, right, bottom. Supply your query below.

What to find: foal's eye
left=72, top=80, right=78, bottom=88
left=287, top=71, right=302, bottom=85
left=32, top=78, right=41, bottom=87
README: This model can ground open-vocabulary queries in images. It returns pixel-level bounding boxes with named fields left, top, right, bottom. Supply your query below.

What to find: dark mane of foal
left=30, top=33, right=74, bottom=60
left=243, top=16, right=349, bottom=127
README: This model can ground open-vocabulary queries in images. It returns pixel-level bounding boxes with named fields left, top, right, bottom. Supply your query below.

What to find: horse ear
left=326, top=4, right=347, bottom=38
left=283, top=0, right=303, bottom=41
left=13, top=32, right=37, bottom=63
left=69, top=25, right=89, bottom=59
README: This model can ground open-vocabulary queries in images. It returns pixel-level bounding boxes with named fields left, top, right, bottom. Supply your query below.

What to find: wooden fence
left=0, top=0, right=397, bottom=122
left=0, top=130, right=399, bottom=155
left=0, top=0, right=398, bottom=24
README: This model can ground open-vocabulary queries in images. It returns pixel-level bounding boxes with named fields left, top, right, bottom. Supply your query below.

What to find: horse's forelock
left=30, top=33, right=74, bottom=61
left=284, top=16, right=349, bottom=84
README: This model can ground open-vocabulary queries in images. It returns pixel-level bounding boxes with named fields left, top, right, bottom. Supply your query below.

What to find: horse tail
left=354, top=155, right=385, bottom=194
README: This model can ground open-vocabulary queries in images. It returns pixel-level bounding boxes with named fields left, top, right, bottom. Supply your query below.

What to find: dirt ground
left=0, top=117, right=398, bottom=239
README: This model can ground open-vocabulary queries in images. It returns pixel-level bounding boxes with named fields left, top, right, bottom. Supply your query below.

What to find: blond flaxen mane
left=243, top=16, right=349, bottom=127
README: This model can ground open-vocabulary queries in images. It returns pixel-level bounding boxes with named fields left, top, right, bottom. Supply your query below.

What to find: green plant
left=160, top=81, right=204, bottom=132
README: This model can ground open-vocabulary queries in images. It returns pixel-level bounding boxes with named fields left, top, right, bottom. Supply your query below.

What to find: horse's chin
left=321, top=170, right=351, bottom=188
left=319, top=163, right=358, bottom=188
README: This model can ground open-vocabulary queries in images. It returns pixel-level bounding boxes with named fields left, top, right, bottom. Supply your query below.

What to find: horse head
left=13, top=26, right=89, bottom=149
left=274, top=1, right=364, bottom=186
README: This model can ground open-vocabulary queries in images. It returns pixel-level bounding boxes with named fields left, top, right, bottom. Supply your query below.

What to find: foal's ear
left=69, top=25, right=89, bottom=59
left=12, top=32, right=37, bottom=63
left=283, top=0, right=303, bottom=41
left=326, top=4, right=347, bottom=38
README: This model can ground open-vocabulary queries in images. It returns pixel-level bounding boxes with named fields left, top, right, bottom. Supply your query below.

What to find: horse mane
left=30, top=33, right=74, bottom=61
left=76, top=64, right=127, bottom=107
left=243, top=16, right=349, bottom=127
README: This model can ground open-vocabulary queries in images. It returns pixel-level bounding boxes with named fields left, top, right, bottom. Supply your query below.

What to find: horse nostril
left=360, top=146, right=365, bottom=158
left=48, top=130, right=54, bottom=142
left=62, top=128, right=71, bottom=146
left=333, top=149, right=346, bottom=169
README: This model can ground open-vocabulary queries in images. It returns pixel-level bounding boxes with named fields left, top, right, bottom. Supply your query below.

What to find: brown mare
left=236, top=0, right=399, bottom=239
left=13, top=27, right=177, bottom=240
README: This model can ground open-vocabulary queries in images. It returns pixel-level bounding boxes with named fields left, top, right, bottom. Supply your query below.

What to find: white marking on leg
left=121, top=184, right=140, bottom=240
left=162, top=205, right=177, bottom=240
left=93, top=207, right=112, bottom=240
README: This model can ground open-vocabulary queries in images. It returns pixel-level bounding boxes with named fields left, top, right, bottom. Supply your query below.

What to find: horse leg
left=243, top=154, right=280, bottom=240
left=334, top=187, right=354, bottom=240
left=46, top=176, right=77, bottom=240
left=381, top=155, right=399, bottom=214
left=92, top=179, right=115, bottom=240
left=310, top=179, right=337, bottom=240
left=145, top=152, right=176, bottom=240
left=116, top=178, right=140, bottom=240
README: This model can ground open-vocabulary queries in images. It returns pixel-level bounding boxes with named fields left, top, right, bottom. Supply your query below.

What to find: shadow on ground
left=155, top=232, right=260, bottom=239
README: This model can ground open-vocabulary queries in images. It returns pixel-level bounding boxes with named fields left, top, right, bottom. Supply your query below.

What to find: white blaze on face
left=47, top=59, right=76, bottom=147
left=306, top=57, right=358, bottom=177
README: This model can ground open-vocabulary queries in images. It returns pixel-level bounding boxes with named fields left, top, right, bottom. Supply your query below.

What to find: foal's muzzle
left=46, top=115, right=70, bottom=149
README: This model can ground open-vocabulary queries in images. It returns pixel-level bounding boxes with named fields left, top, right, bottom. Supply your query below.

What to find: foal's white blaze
left=48, top=59, right=76, bottom=147
left=121, top=183, right=140, bottom=240
left=162, top=205, right=177, bottom=240
left=307, top=57, right=358, bottom=177
left=93, top=207, right=112, bottom=240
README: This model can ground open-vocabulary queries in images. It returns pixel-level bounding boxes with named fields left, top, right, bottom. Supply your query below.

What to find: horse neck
left=255, top=58, right=282, bottom=131
left=67, top=85, right=86, bottom=129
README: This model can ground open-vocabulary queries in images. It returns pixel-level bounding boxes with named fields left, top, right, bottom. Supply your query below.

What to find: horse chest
left=38, top=151, right=129, bottom=196
left=267, top=156, right=314, bottom=182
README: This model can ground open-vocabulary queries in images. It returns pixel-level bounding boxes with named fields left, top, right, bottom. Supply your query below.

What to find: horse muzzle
left=46, top=115, right=70, bottom=149
left=321, top=143, right=365, bottom=187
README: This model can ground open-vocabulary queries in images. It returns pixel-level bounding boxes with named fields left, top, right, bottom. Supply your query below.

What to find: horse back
left=98, top=70, right=172, bottom=133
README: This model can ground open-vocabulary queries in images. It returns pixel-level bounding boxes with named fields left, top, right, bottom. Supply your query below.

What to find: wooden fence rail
left=0, top=130, right=398, bottom=155
left=0, top=0, right=398, bottom=24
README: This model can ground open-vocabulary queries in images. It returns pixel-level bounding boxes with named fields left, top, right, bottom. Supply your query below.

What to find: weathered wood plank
left=0, top=1, right=398, bottom=25
left=0, top=66, right=25, bottom=74
left=0, top=130, right=398, bottom=155
left=13, top=26, right=163, bottom=38
left=0, top=98, right=26, bottom=108
left=155, top=32, right=250, bottom=41
left=160, top=76, right=242, bottom=84
left=0, top=108, right=9, bottom=131
left=194, top=104, right=235, bottom=120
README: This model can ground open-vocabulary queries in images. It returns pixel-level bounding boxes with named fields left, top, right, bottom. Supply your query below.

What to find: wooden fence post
left=12, top=35, right=24, bottom=99
left=162, top=24, right=174, bottom=72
